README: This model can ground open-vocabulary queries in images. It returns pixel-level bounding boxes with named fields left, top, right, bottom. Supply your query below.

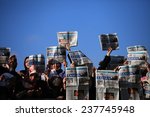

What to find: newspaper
left=0, top=47, right=10, bottom=65
left=68, top=50, right=92, bottom=66
left=66, top=66, right=90, bottom=86
left=66, top=67, right=77, bottom=86
left=104, top=88, right=119, bottom=100
left=118, top=65, right=140, bottom=84
left=66, top=86, right=78, bottom=100
left=99, top=33, right=119, bottom=50
left=29, top=54, right=45, bottom=73
left=96, top=70, right=119, bottom=88
left=96, top=87, right=105, bottom=100
left=127, top=45, right=147, bottom=53
left=107, top=55, right=125, bottom=70
left=96, top=87, right=119, bottom=100
left=76, top=66, right=90, bottom=85
left=144, top=84, right=150, bottom=99
left=57, top=31, right=78, bottom=48
left=47, top=46, right=66, bottom=63
left=127, top=51, right=149, bottom=67
left=66, top=85, right=89, bottom=100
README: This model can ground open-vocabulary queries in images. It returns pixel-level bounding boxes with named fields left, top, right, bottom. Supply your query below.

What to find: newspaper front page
left=66, top=67, right=77, bottom=86
left=99, top=33, right=119, bottom=50
left=57, top=31, right=78, bottom=48
left=47, top=46, right=66, bottom=63
left=96, top=70, right=119, bottom=100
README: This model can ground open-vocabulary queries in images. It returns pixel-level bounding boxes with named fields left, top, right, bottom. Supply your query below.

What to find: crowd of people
left=0, top=47, right=150, bottom=100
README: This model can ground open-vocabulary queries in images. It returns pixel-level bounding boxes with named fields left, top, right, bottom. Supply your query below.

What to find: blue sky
left=0, top=0, right=150, bottom=71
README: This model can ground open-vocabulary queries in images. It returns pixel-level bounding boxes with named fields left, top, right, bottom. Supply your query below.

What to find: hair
left=24, top=56, right=29, bottom=70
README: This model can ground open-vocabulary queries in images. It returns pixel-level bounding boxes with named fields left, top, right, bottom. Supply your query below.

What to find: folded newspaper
left=47, top=46, right=66, bottom=63
left=99, top=33, right=119, bottom=50
left=57, top=31, right=78, bottom=48
left=68, top=50, right=92, bottom=66
left=0, top=47, right=10, bottom=65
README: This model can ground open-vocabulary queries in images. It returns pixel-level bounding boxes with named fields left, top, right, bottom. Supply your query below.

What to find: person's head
left=24, top=56, right=30, bottom=70
left=53, top=60, right=61, bottom=70
left=47, top=59, right=54, bottom=70
left=8, top=55, right=17, bottom=71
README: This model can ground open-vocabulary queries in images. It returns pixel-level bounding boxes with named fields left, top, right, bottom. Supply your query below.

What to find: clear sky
left=0, top=0, right=150, bottom=71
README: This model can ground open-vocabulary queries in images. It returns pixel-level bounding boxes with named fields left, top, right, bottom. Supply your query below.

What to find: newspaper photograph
left=57, top=31, right=78, bottom=48
left=0, top=47, right=10, bottom=64
left=104, top=88, right=119, bottom=100
left=68, top=50, right=92, bottom=66
left=78, top=85, right=89, bottom=100
left=66, top=85, right=89, bottom=100
left=47, top=46, right=66, bottom=63
left=66, top=86, right=78, bottom=100
left=99, top=33, right=119, bottom=50
left=96, top=87, right=105, bottom=100
left=66, top=67, right=78, bottom=86
left=76, top=66, right=89, bottom=85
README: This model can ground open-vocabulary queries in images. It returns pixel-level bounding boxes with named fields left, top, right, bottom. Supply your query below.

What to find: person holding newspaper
left=98, top=47, right=113, bottom=70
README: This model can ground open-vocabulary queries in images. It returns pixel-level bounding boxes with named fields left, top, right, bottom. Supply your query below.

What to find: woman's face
left=25, top=58, right=30, bottom=69
left=8, top=55, right=17, bottom=70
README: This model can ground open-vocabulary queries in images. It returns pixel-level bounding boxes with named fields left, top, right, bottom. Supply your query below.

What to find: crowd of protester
left=0, top=47, right=150, bottom=100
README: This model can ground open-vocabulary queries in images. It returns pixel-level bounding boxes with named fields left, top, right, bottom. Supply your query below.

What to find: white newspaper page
left=68, top=50, right=92, bottom=66
left=76, top=66, right=89, bottom=86
left=57, top=31, right=78, bottom=47
left=104, top=88, right=119, bottom=100
left=47, top=46, right=66, bottom=63
left=66, top=86, right=78, bottom=100
left=127, top=45, right=147, bottom=53
left=66, top=67, right=78, bottom=86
